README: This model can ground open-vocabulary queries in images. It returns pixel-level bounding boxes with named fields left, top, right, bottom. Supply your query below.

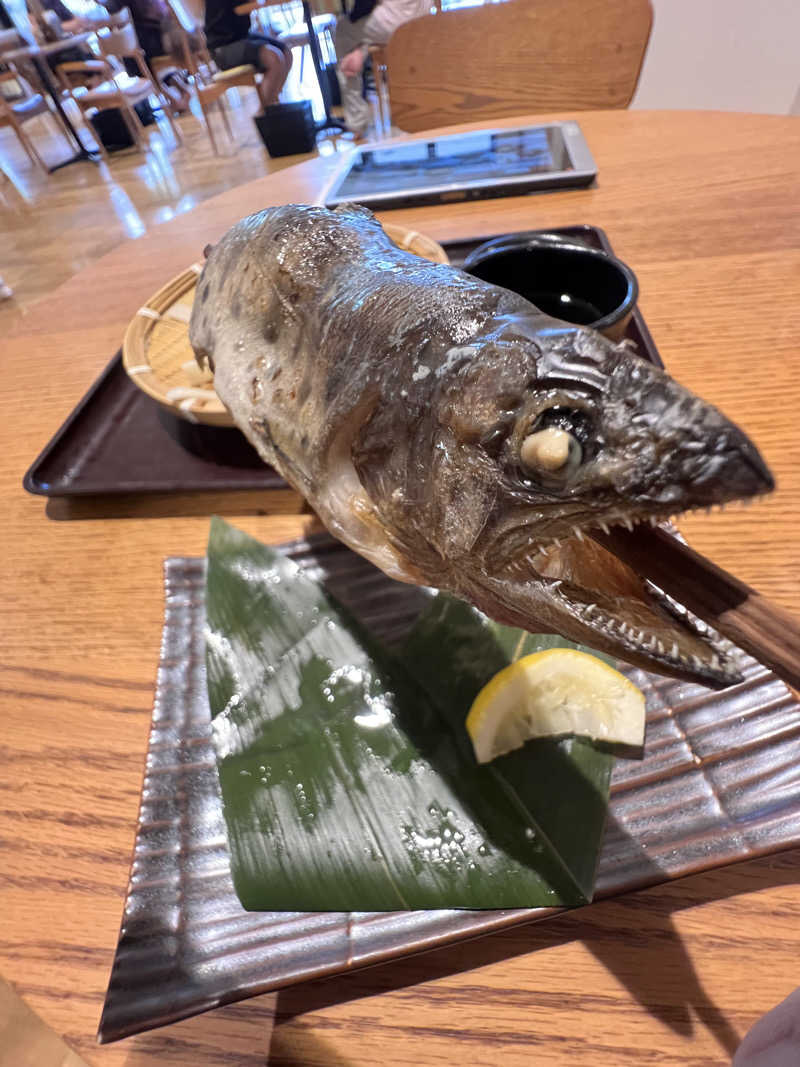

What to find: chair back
left=0, top=68, right=14, bottom=121
left=168, top=0, right=202, bottom=32
left=96, top=19, right=141, bottom=59
left=385, top=0, right=653, bottom=133
left=0, top=28, right=22, bottom=55
left=0, top=62, right=26, bottom=101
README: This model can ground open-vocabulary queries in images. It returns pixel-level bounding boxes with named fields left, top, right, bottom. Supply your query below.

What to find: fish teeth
left=598, top=522, right=610, bottom=535
left=656, top=640, right=666, bottom=656
left=573, top=526, right=585, bottom=542
left=623, top=517, right=634, bottom=531
left=670, top=642, right=679, bottom=659
left=691, top=655, right=703, bottom=670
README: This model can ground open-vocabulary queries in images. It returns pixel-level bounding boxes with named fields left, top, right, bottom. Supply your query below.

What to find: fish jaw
left=189, top=204, right=772, bottom=689
left=458, top=534, right=741, bottom=688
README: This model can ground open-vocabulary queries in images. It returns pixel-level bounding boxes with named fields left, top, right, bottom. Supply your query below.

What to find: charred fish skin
left=190, top=204, right=774, bottom=688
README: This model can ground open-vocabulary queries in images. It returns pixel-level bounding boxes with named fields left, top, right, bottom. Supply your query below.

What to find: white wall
left=631, top=0, right=800, bottom=115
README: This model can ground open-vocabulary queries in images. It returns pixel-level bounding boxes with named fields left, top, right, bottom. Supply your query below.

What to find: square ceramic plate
left=98, top=538, right=800, bottom=1043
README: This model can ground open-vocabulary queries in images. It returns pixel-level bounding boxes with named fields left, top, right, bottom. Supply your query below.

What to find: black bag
left=254, top=101, right=316, bottom=158
left=90, top=99, right=156, bottom=152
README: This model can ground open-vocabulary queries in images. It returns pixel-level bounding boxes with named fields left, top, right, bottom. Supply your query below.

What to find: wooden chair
left=384, top=0, right=653, bottom=134
left=158, top=0, right=261, bottom=154
left=56, top=20, right=182, bottom=160
left=0, top=65, right=73, bottom=172
left=172, top=34, right=238, bottom=155
left=278, top=11, right=336, bottom=82
left=210, top=1, right=266, bottom=97
left=368, top=44, right=389, bottom=137
left=0, top=28, right=23, bottom=56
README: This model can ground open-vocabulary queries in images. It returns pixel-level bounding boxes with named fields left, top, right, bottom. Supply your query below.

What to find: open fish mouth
left=489, top=504, right=748, bottom=688
left=190, top=203, right=776, bottom=691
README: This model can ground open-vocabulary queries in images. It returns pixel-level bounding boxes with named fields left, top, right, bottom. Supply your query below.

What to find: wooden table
left=4, top=110, right=800, bottom=1066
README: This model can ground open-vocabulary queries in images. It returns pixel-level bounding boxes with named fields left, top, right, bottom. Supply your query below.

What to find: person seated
left=203, top=0, right=292, bottom=112
left=28, top=0, right=95, bottom=66
left=100, top=0, right=195, bottom=112
left=335, top=0, right=429, bottom=139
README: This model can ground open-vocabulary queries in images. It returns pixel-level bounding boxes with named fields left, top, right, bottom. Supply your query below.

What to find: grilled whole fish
left=190, top=204, right=774, bottom=688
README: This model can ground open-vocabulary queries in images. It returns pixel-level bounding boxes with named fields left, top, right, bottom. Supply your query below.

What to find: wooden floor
left=0, top=77, right=355, bottom=328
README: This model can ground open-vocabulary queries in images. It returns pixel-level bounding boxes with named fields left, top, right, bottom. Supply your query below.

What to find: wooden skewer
left=593, top=525, right=800, bottom=692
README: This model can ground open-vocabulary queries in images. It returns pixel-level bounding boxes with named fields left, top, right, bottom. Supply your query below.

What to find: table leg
left=31, top=54, right=101, bottom=170
left=302, top=1, right=345, bottom=134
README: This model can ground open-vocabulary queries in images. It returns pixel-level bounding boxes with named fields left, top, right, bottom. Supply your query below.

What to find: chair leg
left=219, top=94, right=234, bottom=143
left=121, top=99, right=147, bottom=151
left=370, top=49, right=390, bottom=137
left=159, top=92, right=183, bottom=145
left=198, top=95, right=219, bottom=154
left=12, top=120, right=46, bottom=172
left=146, top=74, right=183, bottom=146
left=377, top=71, right=388, bottom=136
left=87, top=112, right=111, bottom=163
left=69, top=92, right=110, bottom=162
left=48, top=109, right=76, bottom=153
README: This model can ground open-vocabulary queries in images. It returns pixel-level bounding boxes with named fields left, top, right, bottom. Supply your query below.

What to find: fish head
left=419, top=317, right=774, bottom=687
left=474, top=321, right=774, bottom=547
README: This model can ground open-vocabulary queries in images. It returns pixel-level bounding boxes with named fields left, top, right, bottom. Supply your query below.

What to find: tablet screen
left=331, top=126, right=574, bottom=201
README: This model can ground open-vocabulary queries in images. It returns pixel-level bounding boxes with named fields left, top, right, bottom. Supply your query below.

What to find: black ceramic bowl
left=463, top=232, right=638, bottom=341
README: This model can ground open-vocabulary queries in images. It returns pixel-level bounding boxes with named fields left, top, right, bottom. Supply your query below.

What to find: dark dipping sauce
left=463, top=240, right=637, bottom=333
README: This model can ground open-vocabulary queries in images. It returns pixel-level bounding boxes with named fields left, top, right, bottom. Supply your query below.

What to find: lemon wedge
left=466, top=649, right=645, bottom=764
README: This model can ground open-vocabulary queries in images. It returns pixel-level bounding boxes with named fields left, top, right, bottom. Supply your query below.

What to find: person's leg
left=333, top=15, right=370, bottom=135
left=254, top=39, right=292, bottom=109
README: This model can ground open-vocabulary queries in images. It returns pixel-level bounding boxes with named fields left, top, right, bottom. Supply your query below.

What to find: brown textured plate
left=98, top=537, right=800, bottom=1043
left=23, top=226, right=659, bottom=498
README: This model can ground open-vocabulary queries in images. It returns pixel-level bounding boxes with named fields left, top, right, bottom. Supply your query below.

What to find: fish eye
left=519, top=407, right=591, bottom=478
left=520, top=427, right=579, bottom=473
left=531, top=406, right=593, bottom=444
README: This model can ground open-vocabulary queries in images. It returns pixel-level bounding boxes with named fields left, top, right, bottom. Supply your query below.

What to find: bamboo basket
left=122, top=224, right=450, bottom=427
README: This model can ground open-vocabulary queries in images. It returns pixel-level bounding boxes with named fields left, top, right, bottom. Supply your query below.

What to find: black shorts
left=213, top=33, right=288, bottom=72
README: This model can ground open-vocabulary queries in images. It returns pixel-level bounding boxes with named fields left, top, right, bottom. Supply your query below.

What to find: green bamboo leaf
left=206, top=519, right=613, bottom=911
left=402, top=595, right=615, bottom=902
